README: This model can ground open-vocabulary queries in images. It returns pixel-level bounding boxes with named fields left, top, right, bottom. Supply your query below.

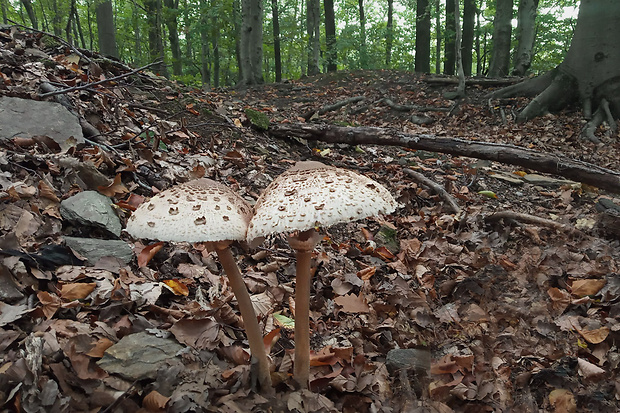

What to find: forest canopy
left=0, top=0, right=580, bottom=86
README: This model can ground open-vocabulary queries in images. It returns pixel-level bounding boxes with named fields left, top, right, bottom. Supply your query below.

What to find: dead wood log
left=268, top=123, right=620, bottom=194
left=302, top=96, right=365, bottom=120
left=403, top=168, right=461, bottom=214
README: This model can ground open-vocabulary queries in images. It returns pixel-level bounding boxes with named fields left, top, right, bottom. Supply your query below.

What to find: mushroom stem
left=215, top=245, right=273, bottom=394
left=288, top=229, right=322, bottom=390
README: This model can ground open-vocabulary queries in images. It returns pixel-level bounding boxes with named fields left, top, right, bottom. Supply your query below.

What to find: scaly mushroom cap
left=126, top=178, right=252, bottom=243
left=247, top=161, right=398, bottom=241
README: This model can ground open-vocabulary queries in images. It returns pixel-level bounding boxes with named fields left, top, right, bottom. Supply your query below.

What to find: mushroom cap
left=126, top=178, right=252, bottom=243
left=247, top=161, right=398, bottom=241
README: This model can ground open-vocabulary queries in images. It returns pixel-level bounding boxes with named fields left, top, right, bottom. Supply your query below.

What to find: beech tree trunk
left=271, top=0, right=282, bottom=81
left=491, top=0, right=620, bottom=131
left=512, top=0, right=539, bottom=76
left=358, top=0, right=368, bottom=68
left=488, top=0, right=513, bottom=77
left=164, top=0, right=183, bottom=76
left=444, top=0, right=455, bottom=75
left=415, top=0, right=431, bottom=73
left=306, top=0, right=320, bottom=75
left=462, top=0, right=475, bottom=76
left=239, top=0, right=263, bottom=85
left=20, top=0, right=38, bottom=29
left=386, top=0, right=393, bottom=67
left=96, top=0, right=118, bottom=58
left=144, top=0, right=168, bottom=77
left=324, top=0, right=337, bottom=72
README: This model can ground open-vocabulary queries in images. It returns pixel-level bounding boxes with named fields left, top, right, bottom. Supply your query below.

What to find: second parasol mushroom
left=125, top=178, right=273, bottom=393
left=247, top=161, right=398, bottom=389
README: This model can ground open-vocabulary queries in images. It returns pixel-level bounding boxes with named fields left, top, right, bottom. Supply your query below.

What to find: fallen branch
left=39, top=61, right=162, bottom=98
left=403, top=168, right=461, bottom=214
left=383, top=98, right=451, bottom=113
left=302, top=96, right=365, bottom=120
left=485, top=211, right=582, bottom=236
left=268, top=123, right=620, bottom=193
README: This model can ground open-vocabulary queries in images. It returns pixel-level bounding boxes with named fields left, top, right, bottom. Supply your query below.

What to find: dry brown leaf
left=137, top=242, right=164, bottom=267
left=577, top=327, right=610, bottom=344
left=85, top=337, right=114, bottom=358
left=37, top=291, right=61, bottom=319
left=570, top=279, right=606, bottom=297
left=97, top=173, right=129, bottom=197
left=334, top=293, right=370, bottom=313
left=38, top=180, right=60, bottom=202
left=577, top=357, right=605, bottom=379
left=549, top=389, right=576, bottom=413
left=142, top=390, right=170, bottom=411
left=162, top=279, right=190, bottom=296
left=547, top=287, right=571, bottom=313
left=59, top=282, right=97, bottom=300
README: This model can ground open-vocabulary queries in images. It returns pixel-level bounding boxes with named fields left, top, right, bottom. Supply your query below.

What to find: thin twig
left=403, top=168, right=461, bottom=214
left=7, top=20, right=91, bottom=63
left=39, top=61, right=162, bottom=98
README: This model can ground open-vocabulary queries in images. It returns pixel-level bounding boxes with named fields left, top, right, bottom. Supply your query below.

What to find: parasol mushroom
left=246, top=161, right=398, bottom=389
left=125, top=178, right=273, bottom=393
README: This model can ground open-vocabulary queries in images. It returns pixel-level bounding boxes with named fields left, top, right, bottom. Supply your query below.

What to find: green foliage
left=3, top=0, right=581, bottom=82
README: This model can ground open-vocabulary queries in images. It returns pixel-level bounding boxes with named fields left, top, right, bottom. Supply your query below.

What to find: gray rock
left=0, top=97, right=84, bottom=151
left=63, top=237, right=133, bottom=265
left=97, top=332, right=183, bottom=380
left=0, top=264, right=25, bottom=302
left=60, top=191, right=121, bottom=236
left=488, top=171, right=524, bottom=185
left=385, top=348, right=431, bottom=374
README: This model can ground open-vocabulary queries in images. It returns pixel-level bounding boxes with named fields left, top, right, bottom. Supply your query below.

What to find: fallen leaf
left=137, top=242, right=164, bottom=267
left=577, top=357, right=605, bottom=379
left=570, top=279, right=606, bottom=297
left=59, top=282, right=97, bottom=300
left=162, top=279, right=190, bottom=296
left=143, top=390, right=170, bottom=411
left=37, top=291, right=61, bottom=319
left=334, top=293, right=370, bottom=313
left=86, top=338, right=114, bottom=358
left=273, top=313, right=295, bottom=330
left=577, top=326, right=610, bottom=344
left=97, top=173, right=129, bottom=197
left=549, top=389, right=576, bottom=413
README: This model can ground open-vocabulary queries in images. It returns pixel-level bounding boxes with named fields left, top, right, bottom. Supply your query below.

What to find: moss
left=245, top=108, right=270, bottom=131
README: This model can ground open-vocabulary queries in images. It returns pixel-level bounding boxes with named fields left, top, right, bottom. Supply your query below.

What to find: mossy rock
left=245, top=108, right=270, bottom=131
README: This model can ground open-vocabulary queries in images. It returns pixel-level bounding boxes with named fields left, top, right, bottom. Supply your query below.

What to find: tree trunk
left=454, top=0, right=465, bottom=97
left=51, top=0, right=61, bottom=36
left=490, top=0, right=620, bottom=142
left=239, top=0, right=263, bottom=85
left=2, top=0, right=8, bottom=24
left=164, top=0, right=183, bottom=76
left=488, top=0, right=513, bottom=77
left=415, top=0, right=430, bottom=73
left=434, top=0, right=441, bottom=73
left=144, top=0, right=168, bottom=77
left=271, top=0, right=282, bottom=81
left=462, top=0, right=475, bottom=76
left=20, top=0, right=38, bottom=29
left=444, top=0, right=455, bottom=75
left=358, top=0, right=368, bottom=68
left=64, top=0, right=76, bottom=44
left=386, top=0, right=393, bottom=67
left=211, top=18, right=220, bottom=87
left=324, top=0, right=337, bottom=72
left=233, top=0, right=242, bottom=82
left=96, top=0, right=118, bottom=58
left=512, top=0, right=539, bottom=76
left=306, top=0, right=320, bottom=75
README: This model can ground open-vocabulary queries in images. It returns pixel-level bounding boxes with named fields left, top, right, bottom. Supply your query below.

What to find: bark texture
left=96, top=0, right=118, bottom=58
left=239, top=0, right=264, bottom=85
left=269, top=123, right=620, bottom=193
left=491, top=0, right=620, bottom=126
left=462, top=0, right=475, bottom=76
left=306, top=0, right=320, bottom=75
left=415, top=0, right=431, bottom=73
left=444, top=0, right=455, bottom=75
left=324, top=0, right=337, bottom=72
left=512, top=0, right=539, bottom=76
left=488, top=0, right=513, bottom=77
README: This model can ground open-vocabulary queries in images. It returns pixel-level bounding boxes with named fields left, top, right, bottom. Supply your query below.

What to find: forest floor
left=1, top=27, right=620, bottom=413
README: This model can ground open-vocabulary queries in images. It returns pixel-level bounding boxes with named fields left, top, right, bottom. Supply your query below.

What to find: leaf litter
left=0, top=26, right=620, bottom=412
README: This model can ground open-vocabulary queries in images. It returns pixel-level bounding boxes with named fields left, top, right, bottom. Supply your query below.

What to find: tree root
left=302, top=96, right=365, bottom=120
left=581, top=99, right=618, bottom=143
